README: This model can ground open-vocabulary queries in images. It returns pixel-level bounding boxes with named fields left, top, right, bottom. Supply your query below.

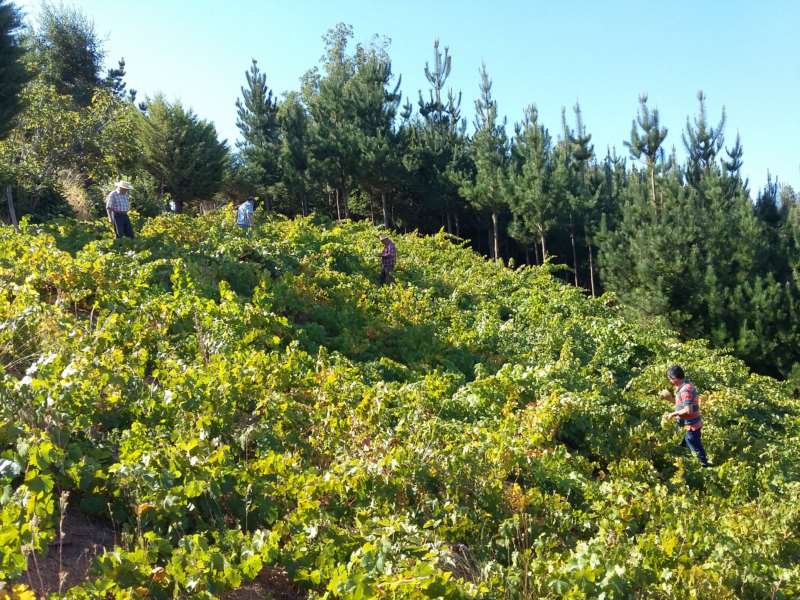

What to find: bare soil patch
left=17, top=507, right=116, bottom=597
left=224, top=566, right=306, bottom=600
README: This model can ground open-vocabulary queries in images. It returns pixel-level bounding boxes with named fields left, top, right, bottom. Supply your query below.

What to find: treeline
left=1, top=6, right=799, bottom=381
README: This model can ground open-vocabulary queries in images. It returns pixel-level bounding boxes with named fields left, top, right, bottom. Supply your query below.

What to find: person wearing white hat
left=106, top=181, right=134, bottom=238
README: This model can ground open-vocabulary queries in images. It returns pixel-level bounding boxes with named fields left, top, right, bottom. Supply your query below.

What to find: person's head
left=380, top=234, right=390, bottom=244
left=116, top=181, right=133, bottom=195
left=667, top=365, right=685, bottom=386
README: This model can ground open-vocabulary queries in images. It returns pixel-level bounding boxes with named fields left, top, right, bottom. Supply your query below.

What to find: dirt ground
left=15, top=508, right=306, bottom=599
left=16, top=507, right=117, bottom=597
left=222, top=566, right=306, bottom=600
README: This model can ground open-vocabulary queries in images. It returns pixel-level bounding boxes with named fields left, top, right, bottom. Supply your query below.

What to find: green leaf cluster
left=1, top=212, right=799, bottom=598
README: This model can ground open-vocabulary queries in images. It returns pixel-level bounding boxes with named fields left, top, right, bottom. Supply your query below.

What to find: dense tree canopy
left=0, top=13, right=798, bottom=381
left=140, top=95, right=228, bottom=212
left=0, top=0, right=28, bottom=140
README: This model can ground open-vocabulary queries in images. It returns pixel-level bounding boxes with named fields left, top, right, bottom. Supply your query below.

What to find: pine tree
left=507, top=105, right=554, bottom=262
left=460, top=63, right=508, bottom=260
left=302, top=23, right=362, bottom=219
left=682, top=91, right=725, bottom=188
left=624, top=94, right=667, bottom=210
left=276, top=92, right=311, bottom=215
left=407, top=39, right=467, bottom=233
left=722, top=132, right=746, bottom=197
left=563, top=102, right=596, bottom=287
left=236, top=59, right=280, bottom=200
left=350, top=41, right=403, bottom=226
left=568, top=102, right=593, bottom=171
left=26, top=3, right=104, bottom=106
left=102, top=57, right=136, bottom=102
left=140, top=95, right=229, bottom=212
left=0, top=0, right=28, bottom=140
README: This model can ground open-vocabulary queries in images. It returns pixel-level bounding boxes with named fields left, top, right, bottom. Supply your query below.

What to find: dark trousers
left=113, top=212, right=134, bottom=239
left=681, top=428, right=708, bottom=466
left=379, top=267, right=394, bottom=285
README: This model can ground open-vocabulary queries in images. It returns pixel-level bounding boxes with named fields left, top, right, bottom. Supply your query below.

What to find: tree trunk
left=533, top=241, right=540, bottom=265
left=5, top=185, right=18, bottom=231
left=491, top=210, right=500, bottom=261
left=569, top=219, right=579, bottom=287
left=587, top=238, right=596, bottom=297
left=334, top=188, right=341, bottom=220
left=446, top=199, right=454, bottom=234
left=381, top=191, right=390, bottom=227
left=540, top=230, right=547, bottom=261
left=649, top=161, right=657, bottom=209
left=525, top=246, right=531, bottom=265
left=455, top=212, right=461, bottom=237
left=342, top=187, right=349, bottom=219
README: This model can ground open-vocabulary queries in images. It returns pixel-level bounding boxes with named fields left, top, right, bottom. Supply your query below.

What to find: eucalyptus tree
left=26, top=3, right=103, bottom=106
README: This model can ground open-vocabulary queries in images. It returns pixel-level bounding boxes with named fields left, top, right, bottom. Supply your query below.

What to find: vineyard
left=1, top=211, right=799, bottom=599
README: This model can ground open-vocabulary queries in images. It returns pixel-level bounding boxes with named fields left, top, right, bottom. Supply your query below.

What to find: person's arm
left=669, top=389, right=693, bottom=417
left=105, top=194, right=115, bottom=224
left=670, top=406, right=690, bottom=418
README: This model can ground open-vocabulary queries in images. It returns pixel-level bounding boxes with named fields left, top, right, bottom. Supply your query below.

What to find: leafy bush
left=1, top=212, right=798, bottom=598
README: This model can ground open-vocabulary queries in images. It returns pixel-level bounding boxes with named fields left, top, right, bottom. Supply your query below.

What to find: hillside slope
left=1, top=212, right=799, bottom=599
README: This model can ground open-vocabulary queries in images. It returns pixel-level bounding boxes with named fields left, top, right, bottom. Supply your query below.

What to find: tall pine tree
left=276, top=92, right=311, bottom=215
left=236, top=59, right=280, bottom=202
left=624, top=94, right=668, bottom=210
left=460, top=63, right=508, bottom=260
left=508, top=105, right=554, bottom=262
left=682, top=91, right=725, bottom=188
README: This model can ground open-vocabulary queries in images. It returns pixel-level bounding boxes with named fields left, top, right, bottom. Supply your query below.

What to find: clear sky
left=15, top=0, right=800, bottom=194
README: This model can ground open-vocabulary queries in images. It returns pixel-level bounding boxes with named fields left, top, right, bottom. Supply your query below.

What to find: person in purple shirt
left=379, top=235, right=396, bottom=285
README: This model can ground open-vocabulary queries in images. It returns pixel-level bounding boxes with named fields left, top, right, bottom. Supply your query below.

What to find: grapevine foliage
left=1, top=212, right=799, bottom=599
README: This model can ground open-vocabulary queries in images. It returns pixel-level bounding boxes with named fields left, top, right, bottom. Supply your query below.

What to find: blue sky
left=16, top=0, right=800, bottom=193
